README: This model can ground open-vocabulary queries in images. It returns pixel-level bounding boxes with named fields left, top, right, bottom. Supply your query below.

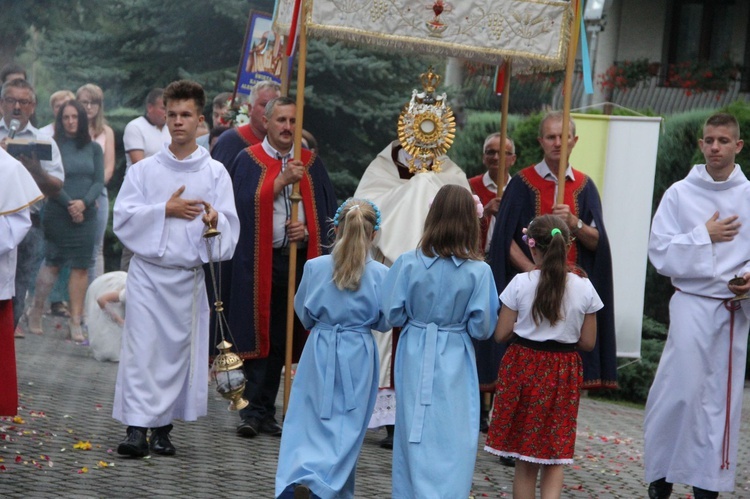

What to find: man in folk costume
left=645, top=113, right=750, bottom=499
left=468, top=132, right=516, bottom=435
left=112, top=80, right=239, bottom=457
left=469, top=132, right=516, bottom=256
left=211, top=81, right=281, bottom=172
left=354, top=67, right=470, bottom=448
left=0, top=147, right=42, bottom=415
left=489, top=111, right=617, bottom=389
left=226, top=96, right=336, bottom=438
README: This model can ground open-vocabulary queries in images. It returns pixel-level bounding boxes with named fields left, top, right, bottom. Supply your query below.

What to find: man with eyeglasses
left=0, top=78, right=65, bottom=334
left=0, top=63, right=27, bottom=120
left=469, top=133, right=517, bottom=256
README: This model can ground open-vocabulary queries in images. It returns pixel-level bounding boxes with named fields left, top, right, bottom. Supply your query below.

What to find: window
left=667, top=0, right=735, bottom=65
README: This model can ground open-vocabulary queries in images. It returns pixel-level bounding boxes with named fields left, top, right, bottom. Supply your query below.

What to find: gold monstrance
left=203, top=216, right=248, bottom=411
left=397, top=66, right=456, bottom=174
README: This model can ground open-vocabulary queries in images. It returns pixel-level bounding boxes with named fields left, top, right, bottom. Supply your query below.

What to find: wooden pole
left=495, top=60, right=512, bottom=197
left=557, top=0, right=582, bottom=205
left=283, top=0, right=308, bottom=417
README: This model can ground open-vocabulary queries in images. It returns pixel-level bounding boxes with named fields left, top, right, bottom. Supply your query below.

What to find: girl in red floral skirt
left=485, top=214, right=602, bottom=499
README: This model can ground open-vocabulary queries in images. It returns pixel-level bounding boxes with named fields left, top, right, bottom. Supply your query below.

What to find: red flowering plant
left=665, top=59, right=739, bottom=96
left=598, top=59, right=651, bottom=93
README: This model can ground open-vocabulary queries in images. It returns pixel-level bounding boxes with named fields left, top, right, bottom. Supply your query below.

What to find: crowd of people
left=0, top=59, right=748, bottom=499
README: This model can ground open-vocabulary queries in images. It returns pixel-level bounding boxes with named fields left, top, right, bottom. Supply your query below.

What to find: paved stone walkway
left=2, top=316, right=749, bottom=498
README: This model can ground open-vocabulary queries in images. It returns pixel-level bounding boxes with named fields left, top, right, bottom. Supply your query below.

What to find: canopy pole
left=496, top=60, right=512, bottom=197
left=557, top=0, right=582, bottom=204
left=283, top=0, right=308, bottom=417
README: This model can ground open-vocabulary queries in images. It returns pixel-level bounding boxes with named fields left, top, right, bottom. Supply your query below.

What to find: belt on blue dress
left=406, top=319, right=465, bottom=444
left=315, top=322, right=372, bottom=420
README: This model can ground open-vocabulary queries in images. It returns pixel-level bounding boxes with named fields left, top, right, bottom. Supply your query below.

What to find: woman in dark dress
left=27, top=100, right=103, bottom=342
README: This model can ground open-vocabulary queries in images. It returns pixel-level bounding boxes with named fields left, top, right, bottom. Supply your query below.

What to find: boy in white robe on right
left=644, top=113, right=750, bottom=499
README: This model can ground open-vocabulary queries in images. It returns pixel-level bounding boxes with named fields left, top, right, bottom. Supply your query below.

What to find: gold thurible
left=203, top=208, right=248, bottom=410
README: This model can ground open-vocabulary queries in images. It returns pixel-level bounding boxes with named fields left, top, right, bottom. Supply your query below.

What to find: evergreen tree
left=300, top=39, right=439, bottom=195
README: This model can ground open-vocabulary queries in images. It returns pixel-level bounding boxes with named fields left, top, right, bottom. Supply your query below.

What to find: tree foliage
left=31, top=0, right=273, bottom=107
left=7, top=2, right=441, bottom=199
left=298, top=39, right=438, bottom=192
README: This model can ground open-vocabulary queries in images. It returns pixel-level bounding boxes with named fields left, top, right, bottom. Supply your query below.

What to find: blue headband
left=333, top=198, right=382, bottom=231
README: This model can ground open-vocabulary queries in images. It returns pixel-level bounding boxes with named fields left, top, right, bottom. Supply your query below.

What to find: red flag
left=286, top=0, right=303, bottom=57
left=494, top=63, right=507, bottom=96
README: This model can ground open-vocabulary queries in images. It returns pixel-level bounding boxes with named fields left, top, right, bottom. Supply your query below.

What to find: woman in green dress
left=27, top=100, right=103, bottom=342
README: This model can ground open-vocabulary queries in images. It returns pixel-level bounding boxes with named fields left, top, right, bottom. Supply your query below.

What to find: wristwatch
left=573, top=218, right=583, bottom=233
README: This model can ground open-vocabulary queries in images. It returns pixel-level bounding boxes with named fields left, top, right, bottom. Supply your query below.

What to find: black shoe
left=259, top=417, right=283, bottom=436
left=237, top=417, right=260, bottom=438
left=117, top=426, right=149, bottom=457
left=379, top=434, right=393, bottom=449
left=499, top=456, right=516, bottom=467
left=480, top=412, right=489, bottom=433
left=692, top=486, right=718, bottom=499
left=380, top=424, right=394, bottom=449
left=648, top=478, right=673, bottom=499
left=149, top=424, right=176, bottom=456
left=293, top=484, right=312, bottom=499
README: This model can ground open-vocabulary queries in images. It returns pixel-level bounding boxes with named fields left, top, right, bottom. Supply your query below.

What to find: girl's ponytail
left=526, top=215, right=571, bottom=325
left=331, top=199, right=380, bottom=290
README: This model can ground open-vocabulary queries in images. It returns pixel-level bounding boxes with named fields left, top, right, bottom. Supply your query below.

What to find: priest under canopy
left=353, top=66, right=472, bottom=448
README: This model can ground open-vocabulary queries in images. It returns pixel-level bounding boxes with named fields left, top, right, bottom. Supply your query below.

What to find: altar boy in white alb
left=112, top=80, right=239, bottom=457
left=644, top=113, right=750, bottom=499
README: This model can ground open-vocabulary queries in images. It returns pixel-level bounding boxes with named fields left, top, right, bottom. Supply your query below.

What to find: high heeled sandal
left=68, top=318, right=87, bottom=344
left=50, top=301, right=71, bottom=318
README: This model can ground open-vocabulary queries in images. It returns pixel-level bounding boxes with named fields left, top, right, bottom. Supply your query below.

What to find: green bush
left=591, top=335, right=666, bottom=405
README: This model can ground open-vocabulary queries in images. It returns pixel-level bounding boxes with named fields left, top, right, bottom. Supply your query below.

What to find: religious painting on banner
left=273, top=0, right=572, bottom=71
left=236, top=11, right=285, bottom=97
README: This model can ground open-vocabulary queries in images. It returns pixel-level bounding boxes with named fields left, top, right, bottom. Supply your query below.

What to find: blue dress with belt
left=382, top=250, right=499, bottom=499
left=275, top=255, right=390, bottom=499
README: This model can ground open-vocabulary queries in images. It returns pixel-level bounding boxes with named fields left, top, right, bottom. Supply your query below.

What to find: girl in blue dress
left=276, top=198, right=390, bottom=499
left=485, top=214, right=602, bottom=499
left=381, top=184, right=500, bottom=499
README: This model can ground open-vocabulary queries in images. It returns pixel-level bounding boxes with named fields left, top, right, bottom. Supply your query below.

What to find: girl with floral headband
left=485, top=214, right=603, bottom=499
left=276, top=198, right=390, bottom=499
left=381, top=184, right=499, bottom=498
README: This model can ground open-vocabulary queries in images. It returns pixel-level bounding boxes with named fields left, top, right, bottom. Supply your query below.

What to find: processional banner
left=273, top=0, right=572, bottom=69
left=236, top=11, right=285, bottom=97
left=571, top=114, right=663, bottom=359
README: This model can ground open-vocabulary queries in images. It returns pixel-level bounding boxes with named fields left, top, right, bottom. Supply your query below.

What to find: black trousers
left=12, top=222, right=44, bottom=328
left=239, top=248, right=304, bottom=422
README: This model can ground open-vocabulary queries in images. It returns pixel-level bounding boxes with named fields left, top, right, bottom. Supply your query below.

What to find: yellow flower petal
left=73, top=441, right=92, bottom=450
